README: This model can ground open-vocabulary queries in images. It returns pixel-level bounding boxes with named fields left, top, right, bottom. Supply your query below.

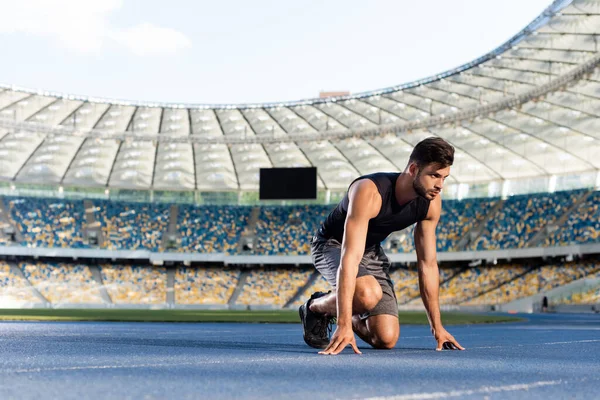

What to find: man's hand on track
left=318, top=325, right=362, bottom=355
left=433, top=327, right=465, bottom=351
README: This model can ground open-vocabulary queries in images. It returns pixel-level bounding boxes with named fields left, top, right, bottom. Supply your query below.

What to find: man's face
left=412, top=163, right=451, bottom=200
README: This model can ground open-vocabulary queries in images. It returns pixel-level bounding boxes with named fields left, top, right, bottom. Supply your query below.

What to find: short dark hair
left=409, top=137, right=454, bottom=168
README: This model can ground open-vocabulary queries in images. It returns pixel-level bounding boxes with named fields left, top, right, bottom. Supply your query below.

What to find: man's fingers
left=318, top=338, right=338, bottom=355
left=319, top=337, right=361, bottom=355
left=437, top=340, right=465, bottom=351
left=318, top=341, right=334, bottom=355
left=331, top=338, right=349, bottom=355
left=319, top=341, right=337, bottom=355
left=451, top=339, right=465, bottom=350
left=319, top=337, right=344, bottom=355
left=436, top=340, right=460, bottom=351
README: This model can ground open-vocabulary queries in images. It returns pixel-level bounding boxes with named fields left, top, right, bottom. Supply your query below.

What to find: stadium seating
left=547, top=269, right=600, bottom=305
left=439, top=265, right=532, bottom=305
left=437, top=198, right=498, bottom=251
left=545, top=191, right=600, bottom=247
left=95, top=201, right=170, bottom=251
left=561, top=281, right=600, bottom=305
left=6, top=197, right=87, bottom=248
left=390, top=266, right=463, bottom=304
left=472, top=191, right=583, bottom=250
left=289, top=274, right=332, bottom=307
left=254, top=205, right=331, bottom=255
left=465, top=262, right=600, bottom=305
left=389, top=267, right=419, bottom=303
left=100, top=264, right=167, bottom=304
left=175, top=266, right=240, bottom=304
left=19, top=261, right=103, bottom=304
left=236, top=267, right=313, bottom=306
left=177, top=205, right=251, bottom=254
left=0, top=261, right=40, bottom=305
left=1, top=259, right=599, bottom=307
left=2, top=189, right=599, bottom=255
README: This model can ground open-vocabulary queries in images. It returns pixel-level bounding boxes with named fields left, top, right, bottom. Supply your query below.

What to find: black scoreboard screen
left=259, top=167, right=317, bottom=200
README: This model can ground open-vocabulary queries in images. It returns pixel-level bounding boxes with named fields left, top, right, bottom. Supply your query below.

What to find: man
left=299, top=137, right=464, bottom=355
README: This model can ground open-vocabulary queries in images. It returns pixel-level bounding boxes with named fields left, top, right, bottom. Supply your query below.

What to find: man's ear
left=408, top=162, right=419, bottom=177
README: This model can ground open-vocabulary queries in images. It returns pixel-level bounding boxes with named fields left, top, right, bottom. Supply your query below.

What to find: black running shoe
left=299, top=291, right=334, bottom=349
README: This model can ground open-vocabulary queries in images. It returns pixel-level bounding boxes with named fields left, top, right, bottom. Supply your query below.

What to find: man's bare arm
left=319, top=179, right=381, bottom=355
left=414, top=196, right=464, bottom=351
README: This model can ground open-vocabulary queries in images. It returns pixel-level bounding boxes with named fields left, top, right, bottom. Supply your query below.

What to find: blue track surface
left=0, top=313, right=599, bottom=399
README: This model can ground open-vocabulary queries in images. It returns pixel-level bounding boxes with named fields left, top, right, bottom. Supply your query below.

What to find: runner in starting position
left=300, top=137, right=464, bottom=354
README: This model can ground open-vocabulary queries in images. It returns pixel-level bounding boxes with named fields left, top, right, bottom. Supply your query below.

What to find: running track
left=0, top=313, right=599, bottom=399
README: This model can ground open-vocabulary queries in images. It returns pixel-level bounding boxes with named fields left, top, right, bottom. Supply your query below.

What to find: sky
left=0, top=0, right=553, bottom=105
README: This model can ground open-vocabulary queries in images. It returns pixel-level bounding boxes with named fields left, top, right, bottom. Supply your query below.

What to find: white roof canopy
left=1, top=0, right=600, bottom=191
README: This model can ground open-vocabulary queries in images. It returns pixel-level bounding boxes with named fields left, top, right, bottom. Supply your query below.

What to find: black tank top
left=319, top=172, right=430, bottom=249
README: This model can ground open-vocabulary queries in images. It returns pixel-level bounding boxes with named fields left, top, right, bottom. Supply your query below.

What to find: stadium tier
left=559, top=269, right=600, bottom=304
left=1, top=190, right=599, bottom=254
left=19, top=261, right=103, bottom=304
left=463, top=262, right=600, bottom=305
left=0, top=261, right=40, bottom=305
left=177, top=205, right=251, bottom=254
left=235, top=267, right=313, bottom=306
left=289, top=274, right=332, bottom=308
left=254, top=205, right=331, bottom=255
left=436, top=198, right=499, bottom=252
left=100, top=264, right=167, bottom=304
left=6, top=197, right=87, bottom=248
left=0, top=260, right=598, bottom=308
left=438, top=265, right=532, bottom=305
left=96, top=201, right=170, bottom=251
left=545, top=191, right=600, bottom=247
left=174, top=266, right=240, bottom=305
left=470, top=190, right=584, bottom=250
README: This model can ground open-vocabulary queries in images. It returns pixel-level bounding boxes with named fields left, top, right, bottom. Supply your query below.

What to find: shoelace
left=314, top=315, right=335, bottom=340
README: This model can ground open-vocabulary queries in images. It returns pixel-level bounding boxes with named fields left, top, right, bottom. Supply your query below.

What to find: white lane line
left=2, top=357, right=299, bottom=374
left=361, top=380, right=563, bottom=400
left=472, top=338, right=600, bottom=349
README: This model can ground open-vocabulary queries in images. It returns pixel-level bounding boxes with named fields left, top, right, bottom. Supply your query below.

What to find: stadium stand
left=391, top=267, right=463, bottom=304
left=550, top=269, right=600, bottom=305
left=19, top=261, right=103, bottom=304
left=6, top=197, right=87, bottom=248
left=2, top=189, right=599, bottom=255
left=236, top=267, right=313, bottom=306
left=289, top=274, right=332, bottom=307
left=464, top=262, right=600, bottom=305
left=545, top=191, right=600, bottom=247
left=254, top=205, right=331, bottom=255
left=177, top=205, right=251, bottom=254
left=437, top=198, right=498, bottom=251
left=0, top=261, right=39, bottom=305
left=472, top=191, right=583, bottom=250
left=175, top=266, right=241, bottom=305
left=438, top=265, right=532, bottom=305
left=561, top=285, right=600, bottom=305
left=96, top=201, right=170, bottom=251
left=100, top=264, right=167, bottom=304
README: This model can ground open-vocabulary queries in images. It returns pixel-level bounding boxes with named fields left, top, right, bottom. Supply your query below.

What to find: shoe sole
left=299, top=304, right=329, bottom=349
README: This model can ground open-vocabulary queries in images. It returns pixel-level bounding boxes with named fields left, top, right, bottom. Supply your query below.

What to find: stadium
left=1, top=0, right=600, bottom=398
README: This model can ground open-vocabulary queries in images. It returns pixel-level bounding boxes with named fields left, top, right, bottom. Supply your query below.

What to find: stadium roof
left=1, top=0, right=600, bottom=192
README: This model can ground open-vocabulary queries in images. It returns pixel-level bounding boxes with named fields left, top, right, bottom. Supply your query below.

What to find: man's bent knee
left=354, top=276, right=382, bottom=312
left=367, top=315, right=400, bottom=349
left=370, top=330, right=399, bottom=349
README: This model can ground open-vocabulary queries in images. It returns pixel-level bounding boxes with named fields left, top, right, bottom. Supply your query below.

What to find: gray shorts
left=311, top=235, right=398, bottom=319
